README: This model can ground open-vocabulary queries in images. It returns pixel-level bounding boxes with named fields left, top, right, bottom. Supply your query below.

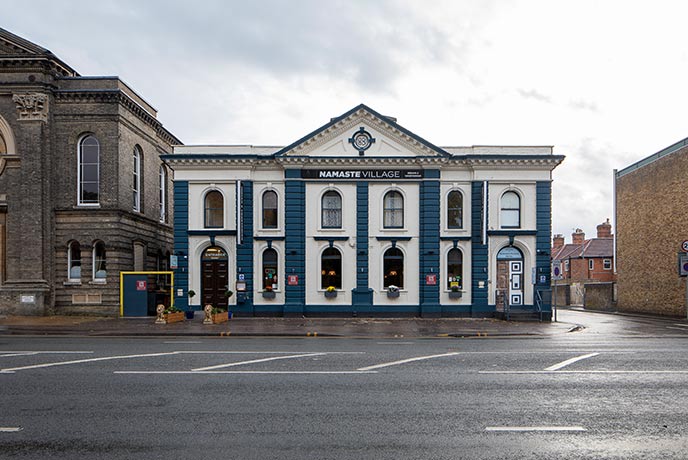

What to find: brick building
left=0, top=28, right=179, bottom=315
left=551, top=221, right=614, bottom=305
left=616, top=137, right=688, bottom=317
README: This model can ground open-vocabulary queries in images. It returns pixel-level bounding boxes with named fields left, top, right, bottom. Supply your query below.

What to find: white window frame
left=500, top=191, right=521, bottom=229
left=159, top=165, right=166, bottom=222
left=603, top=259, right=612, bottom=270
left=77, top=135, right=100, bottom=206
left=589, top=259, right=594, bottom=271
left=133, top=147, right=141, bottom=212
left=67, top=241, right=81, bottom=282
left=92, top=241, right=107, bottom=282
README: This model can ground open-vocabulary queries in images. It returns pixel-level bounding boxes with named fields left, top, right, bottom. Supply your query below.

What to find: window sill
left=63, top=281, right=82, bottom=286
left=89, top=280, right=107, bottom=285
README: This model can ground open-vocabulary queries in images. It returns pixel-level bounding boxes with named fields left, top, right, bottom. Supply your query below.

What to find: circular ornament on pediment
left=349, top=127, right=375, bottom=155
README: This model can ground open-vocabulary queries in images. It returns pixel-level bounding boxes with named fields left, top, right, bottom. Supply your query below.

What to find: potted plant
left=185, top=290, right=196, bottom=319
left=324, top=286, right=337, bottom=298
left=262, top=286, right=276, bottom=299
left=386, top=285, right=400, bottom=298
left=224, top=289, right=234, bottom=319
left=155, top=303, right=185, bottom=324
left=448, top=285, right=462, bottom=299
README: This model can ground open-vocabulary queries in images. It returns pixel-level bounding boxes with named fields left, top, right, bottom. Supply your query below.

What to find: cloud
left=517, top=88, right=552, bottom=103
left=569, top=98, right=599, bottom=112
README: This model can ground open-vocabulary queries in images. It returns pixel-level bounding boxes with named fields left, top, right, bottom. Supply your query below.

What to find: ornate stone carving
left=13, top=93, right=48, bottom=122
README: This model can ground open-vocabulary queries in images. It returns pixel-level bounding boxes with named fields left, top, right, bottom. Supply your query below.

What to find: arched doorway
left=201, top=246, right=229, bottom=308
left=496, top=246, right=523, bottom=311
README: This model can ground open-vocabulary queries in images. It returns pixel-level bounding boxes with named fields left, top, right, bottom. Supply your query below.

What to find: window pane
left=81, top=165, right=98, bottom=182
left=501, top=209, right=519, bottom=227
left=447, top=248, right=463, bottom=289
left=502, top=192, right=519, bottom=208
left=81, top=182, right=99, bottom=203
left=69, top=242, right=81, bottom=279
left=204, top=191, right=223, bottom=228
left=447, top=191, right=463, bottom=228
left=383, top=248, right=404, bottom=288
left=262, top=249, right=278, bottom=290
left=321, top=248, right=342, bottom=289
left=322, top=192, right=342, bottom=228
left=94, top=243, right=106, bottom=279
left=263, top=191, right=278, bottom=228
left=383, top=192, right=403, bottom=228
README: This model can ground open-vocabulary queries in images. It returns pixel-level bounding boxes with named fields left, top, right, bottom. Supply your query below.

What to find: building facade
left=0, top=28, right=179, bottom=315
left=165, top=105, right=563, bottom=319
left=616, top=137, right=688, bottom=317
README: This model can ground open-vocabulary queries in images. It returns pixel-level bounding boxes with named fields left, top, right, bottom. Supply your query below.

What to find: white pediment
left=277, top=106, right=446, bottom=158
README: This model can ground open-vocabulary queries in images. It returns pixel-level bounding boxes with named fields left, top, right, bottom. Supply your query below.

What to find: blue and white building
left=163, top=105, right=563, bottom=319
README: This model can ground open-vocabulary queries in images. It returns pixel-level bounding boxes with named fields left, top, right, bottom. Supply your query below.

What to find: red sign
left=136, top=280, right=147, bottom=291
left=425, top=274, right=437, bottom=285
left=287, top=275, right=299, bottom=286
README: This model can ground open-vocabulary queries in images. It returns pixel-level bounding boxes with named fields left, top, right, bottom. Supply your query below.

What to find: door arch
left=496, top=246, right=524, bottom=311
left=201, top=246, right=229, bottom=308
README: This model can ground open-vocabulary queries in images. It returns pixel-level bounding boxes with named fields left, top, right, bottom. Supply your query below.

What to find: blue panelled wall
left=234, top=181, right=254, bottom=315
left=283, top=171, right=306, bottom=317
left=173, top=181, right=189, bottom=311
left=471, top=181, right=489, bottom=316
left=419, top=172, right=440, bottom=317
left=536, top=181, right=553, bottom=320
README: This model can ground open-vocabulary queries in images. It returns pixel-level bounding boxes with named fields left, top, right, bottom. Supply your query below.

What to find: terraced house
left=0, top=28, right=179, bottom=315
left=165, top=104, right=564, bottom=319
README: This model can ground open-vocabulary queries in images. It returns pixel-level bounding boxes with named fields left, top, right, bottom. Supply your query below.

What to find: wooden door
left=496, top=260, right=509, bottom=311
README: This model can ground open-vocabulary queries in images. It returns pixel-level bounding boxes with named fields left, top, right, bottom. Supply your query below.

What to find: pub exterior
left=164, top=104, right=563, bottom=319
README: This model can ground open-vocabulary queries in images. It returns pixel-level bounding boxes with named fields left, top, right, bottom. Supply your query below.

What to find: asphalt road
left=1, top=309, right=687, bottom=459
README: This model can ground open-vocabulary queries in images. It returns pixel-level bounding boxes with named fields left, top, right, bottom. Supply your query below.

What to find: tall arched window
left=78, top=135, right=100, bottom=205
left=262, top=248, right=278, bottom=291
left=159, top=165, right=167, bottom=222
left=321, top=247, right=342, bottom=289
left=500, top=191, right=521, bottom=228
left=93, top=241, right=107, bottom=281
left=447, top=248, right=463, bottom=290
left=322, top=191, right=342, bottom=228
left=383, top=247, right=404, bottom=288
left=204, top=191, right=224, bottom=228
left=447, top=190, right=463, bottom=229
left=0, top=133, right=6, bottom=154
left=133, top=146, right=142, bottom=212
left=262, top=190, right=278, bottom=229
left=68, top=241, right=81, bottom=281
left=383, top=191, right=404, bottom=228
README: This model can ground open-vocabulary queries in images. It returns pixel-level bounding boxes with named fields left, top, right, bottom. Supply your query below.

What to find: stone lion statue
left=203, top=304, right=213, bottom=324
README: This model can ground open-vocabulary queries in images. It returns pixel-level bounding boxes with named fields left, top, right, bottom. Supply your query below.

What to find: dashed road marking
left=479, top=370, right=688, bottom=374
left=0, top=427, right=23, bottom=433
left=192, top=353, right=326, bottom=372
left=0, top=352, right=179, bottom=373
left=115, top=370, right=377, bottom=375
left=486, top=426, right=586, bottom=432
left=357, top=352, right=460, bottom=371
left=544, top=353, right=599, bottom=371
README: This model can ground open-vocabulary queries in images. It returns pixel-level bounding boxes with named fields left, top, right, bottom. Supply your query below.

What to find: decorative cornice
left=13, top=92, right=48, bottom=122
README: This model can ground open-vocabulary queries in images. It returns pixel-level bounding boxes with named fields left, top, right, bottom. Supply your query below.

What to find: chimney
left=572, top=228, right=585, bottom=245
left=597, top=218, right=612, bottom=238
left=552, top=234, right=565, bottom=251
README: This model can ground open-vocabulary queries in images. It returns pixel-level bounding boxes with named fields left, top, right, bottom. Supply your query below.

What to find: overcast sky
left=5, top=0, right=688, bottom=239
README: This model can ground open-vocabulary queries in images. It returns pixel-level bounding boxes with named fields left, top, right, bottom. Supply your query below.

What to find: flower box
left=164, top=311, right=185, bottom=324
left=262, top=291, right=276, bottom=299
left=448, top=291, right=462, bottom=299
left=324, top=290, right=337, bottom=299
left=386, top=290, right=400, bottom=298
left=212, top=311, right=229, bottom=324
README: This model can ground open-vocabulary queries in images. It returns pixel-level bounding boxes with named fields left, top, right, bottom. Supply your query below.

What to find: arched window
left=133, top=146, right=142, bottom=212
left=204, top=191, right=224, bottom=228
left=93, top=241, right=107, bottom=280
left=322, top=191, right=342, bottom=228
left=501, top=191, right=521, bottom=228
left=262, top=248, right=278, bottom=291
left=68, top=241, right=81, bottom=281
left=321, top=247, right=342, bottom=289
left=447, top=248, right=463, bottom=290
left=383, top=247, right=404, bottom=288
left=383, top=191, right=404, bottom=228
left=78, top=135, right=100, bottom=205
left=262, top=190, right=278, bottom=229
left=447, top=190, right=463, bottom=229
left=159, top=165, right=167, bottom=222
left=0, top=133, right=6, bottom=154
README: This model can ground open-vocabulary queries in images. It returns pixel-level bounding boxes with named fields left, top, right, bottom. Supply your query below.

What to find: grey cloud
left=569, top=98, right=599, bottom=112
left=517, top=88, right=552, bottom=103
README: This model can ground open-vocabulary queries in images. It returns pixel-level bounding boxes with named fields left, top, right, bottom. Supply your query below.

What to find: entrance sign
left=425, top=273, right=437, bottom=285
left=301, top=169, right=424, bottom=180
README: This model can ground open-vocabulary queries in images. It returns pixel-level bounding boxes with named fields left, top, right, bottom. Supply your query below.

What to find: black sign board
left=300, top=169, right=424, bottom=180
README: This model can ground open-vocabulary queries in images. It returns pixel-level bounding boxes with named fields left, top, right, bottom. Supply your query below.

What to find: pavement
left=0, top=312, right=581, bottom=338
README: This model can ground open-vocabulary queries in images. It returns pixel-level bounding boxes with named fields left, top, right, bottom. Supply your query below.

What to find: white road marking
left=479, top=370, right=688, bottom=374
left=0, top=352, right=39, bottom=358
left=376, top=342, right=415, bottom=345
left=0, top=351, right=93, bottom=354
left=357, top=352, right=460, bottom=371
left=486, top=426, right=586, bottom=432
left=115, top=370, right=376, bottom=375
left=0, top=352, right=179, bottom=373
left=672, top=323, right=688, bottom=328
left=666, top=327, right=688, bottom=332
left=192, top=353, right=326, bottom=372
left=0, top=427, right=23, bottom=433
left=163, top=341, right=202, bottom=344
left=544, top=353, right=599, bottom=371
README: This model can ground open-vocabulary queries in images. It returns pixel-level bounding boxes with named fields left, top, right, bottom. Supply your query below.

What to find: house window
left=447, top=190, right=463, bottom=229
left=159, top=165, right=166, bottom=222
left=262, top=190, right=278, bottom=229
left=78, top=135, right=100, bottom=205
left=204, top=191, right=224, bottom=228
left=446, top=248, right=463, bottom=290
left=500, top=191, right=521, bottom=228
left=383, top=247, right=404, bottom=288
left=383, top=191, right=404, bottom=228
left=321, top=247, right=342, bottom=289
left=93, top=241, right=107, bottom=281
left=564, top=260, right=569, bottom=272
left=133, top=147, right=142, bottom=212
left=603, top=259, right=612, bottom=270
left=589, top=259, right=594, bottom=271
left=262, top=248, right=278, bottom=291
left=322, top=191, right=342, bottom=228
left=68, top=241, right=81, bottom=281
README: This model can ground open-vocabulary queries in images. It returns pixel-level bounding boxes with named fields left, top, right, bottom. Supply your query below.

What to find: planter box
left=212, top=311, right=229, bottom=324
left=164, top=311, right=185, bottom=324
left=448, top=291, right=462, bottom=299
left=324, top=291, right=337, bottom=299
left=386, top=290, right=400, bottom=298
left=262, top=291, right=276, bottom=299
